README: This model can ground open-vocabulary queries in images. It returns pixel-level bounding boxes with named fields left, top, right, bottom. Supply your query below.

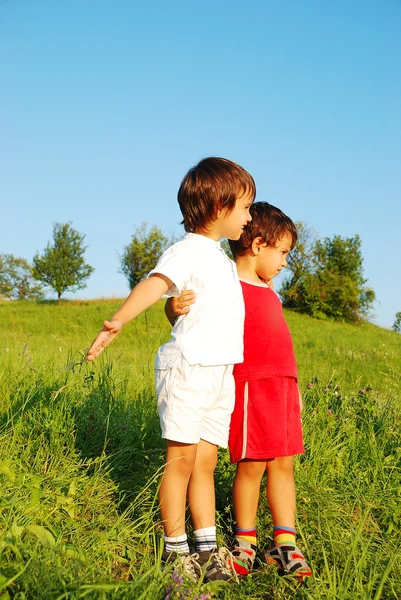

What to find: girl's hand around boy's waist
left=87, top=319, right=123, bottom=361
left=165, top=289, right=196, bottom=326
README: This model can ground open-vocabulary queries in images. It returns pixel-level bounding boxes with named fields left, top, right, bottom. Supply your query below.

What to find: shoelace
left=213, top=547, right=239, bottom=583
left=179, top=552, right=201, bottom=580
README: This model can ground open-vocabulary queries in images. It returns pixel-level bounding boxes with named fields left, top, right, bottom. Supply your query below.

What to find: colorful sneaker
left=162, top=550, right=202, bottom=582
left=231, top=541, right=257, bottom=575
left=265, top=544, right=312, bottom=580
left=197, top=547, right=238, bottom=582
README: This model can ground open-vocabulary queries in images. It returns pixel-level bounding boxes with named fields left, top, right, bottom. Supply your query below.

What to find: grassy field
left=0, top=299, right=400, bottom=599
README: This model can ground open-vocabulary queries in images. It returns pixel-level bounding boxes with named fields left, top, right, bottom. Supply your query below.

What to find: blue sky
left=1, top=0, right=400, bottom=329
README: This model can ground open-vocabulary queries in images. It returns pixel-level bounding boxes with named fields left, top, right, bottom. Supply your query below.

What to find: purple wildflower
left=171, top=572, right=184, bottom=585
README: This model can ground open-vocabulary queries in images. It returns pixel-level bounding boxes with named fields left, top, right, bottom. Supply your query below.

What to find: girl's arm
left=88, top=274, right=172, bottom=361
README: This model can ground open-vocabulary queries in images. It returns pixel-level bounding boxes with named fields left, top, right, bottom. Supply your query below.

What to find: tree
left=392, top=312, right=401, bottom=333
left=286, top=221, right=318, bottom=284
left=280, top=233, right=375, bottom=324
left=120, top=222, right=171, bottom=289
left=0, top=254, right=44, bottom=300
left=221, top=239, right=233, bottom=260
left=32, top=222, right=94, bottom=304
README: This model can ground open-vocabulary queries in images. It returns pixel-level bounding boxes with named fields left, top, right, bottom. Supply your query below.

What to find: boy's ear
left=251, top=237, right=265, bottom=255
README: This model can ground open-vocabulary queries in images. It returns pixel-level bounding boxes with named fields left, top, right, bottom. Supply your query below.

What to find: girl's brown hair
left=178, top=157, right=256, bottom=233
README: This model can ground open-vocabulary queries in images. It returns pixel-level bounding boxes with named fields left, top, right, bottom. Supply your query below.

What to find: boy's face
left=218, top=190, right=253, bottom=241
left=256, top=233, right=293, bottom=282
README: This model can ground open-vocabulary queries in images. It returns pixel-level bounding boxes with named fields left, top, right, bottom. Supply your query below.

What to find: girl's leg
left=187, top=439, right=218, bottom=532
left=159, top=440, right=198, bottom=538
left=187, top=440, right=235, bottom=582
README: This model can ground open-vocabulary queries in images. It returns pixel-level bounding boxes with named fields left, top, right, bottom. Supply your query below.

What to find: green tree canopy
left=220, top=238, right=233, bottom=260
left=392, top=312, right=401, bottom=333
left=286, top=221, right=318, bottom=284
left=32, top=222, right=94, bottom=304
left=280, top=233, right=375, bottom=324
left=0, top=254, right=44, bottom=300
left=120, top=222, right=171, bottom=289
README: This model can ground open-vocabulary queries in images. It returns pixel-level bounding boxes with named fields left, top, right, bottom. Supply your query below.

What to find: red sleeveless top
left=233, top=281, right=298, bottom=383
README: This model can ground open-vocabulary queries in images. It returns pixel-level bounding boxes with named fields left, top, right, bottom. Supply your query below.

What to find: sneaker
left=231, top=542, right=257, bottom=576
left=162, top=550, right=202, bottom=582
left=197, top=547, right=238, bottom=582
left=265, top=544, right=312, bottom=580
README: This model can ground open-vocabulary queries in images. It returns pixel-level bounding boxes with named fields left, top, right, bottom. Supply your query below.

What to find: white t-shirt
left=149, top=233, right=245, bottom=368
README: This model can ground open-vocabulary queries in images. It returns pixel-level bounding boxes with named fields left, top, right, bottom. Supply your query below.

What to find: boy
left=167, top=202, right=312, bottom=580
left=87, top=157, right=255, bottom=582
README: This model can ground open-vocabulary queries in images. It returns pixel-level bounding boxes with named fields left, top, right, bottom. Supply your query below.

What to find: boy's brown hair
left=229, top=202, right=298, bottom=258
left=178, top=157, right=256, bottom=233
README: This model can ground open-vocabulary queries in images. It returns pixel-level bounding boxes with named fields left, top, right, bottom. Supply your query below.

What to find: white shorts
left=155, top=354, right=235, bottom=447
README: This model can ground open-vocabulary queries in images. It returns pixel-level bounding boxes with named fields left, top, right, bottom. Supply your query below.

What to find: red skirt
left=229, top=377, right=304, bottom=463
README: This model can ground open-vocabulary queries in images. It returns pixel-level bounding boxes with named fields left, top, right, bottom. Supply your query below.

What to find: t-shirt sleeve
left=147, top=243, right=189, bottom=297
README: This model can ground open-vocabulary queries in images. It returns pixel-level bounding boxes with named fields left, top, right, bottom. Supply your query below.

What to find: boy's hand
left=165, top=290, right=196, bottom=326
left=298, top=388, right=303, bottom=412
left=87, top=319, right=123, bottom=361
left=173, top=289, right=196, bottom=315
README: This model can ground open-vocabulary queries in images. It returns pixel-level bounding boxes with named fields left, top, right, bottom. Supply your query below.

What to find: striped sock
left=193, top=526, right=217, bottom=553
left=164, top=533, right=190, bottom=554
left=273, top=525, right=296, bottom=546
left=232, top=527, right=257, bottom=575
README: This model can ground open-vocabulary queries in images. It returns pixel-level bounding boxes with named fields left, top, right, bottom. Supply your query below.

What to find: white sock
left=193, top=526, right=217, bottom=553
left=164, top=533, right=189, bottom=554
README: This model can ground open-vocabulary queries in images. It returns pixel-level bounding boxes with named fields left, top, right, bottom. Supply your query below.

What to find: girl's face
left=217, top=190, right=253, bottom=241
left=256, top=233, right=293, bottom=282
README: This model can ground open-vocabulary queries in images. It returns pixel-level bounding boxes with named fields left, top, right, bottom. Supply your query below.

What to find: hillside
left=0, top=299, right=400, bottom=599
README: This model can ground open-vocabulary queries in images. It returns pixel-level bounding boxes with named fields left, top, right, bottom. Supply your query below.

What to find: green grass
left=0, top=299, right=400, bottom=599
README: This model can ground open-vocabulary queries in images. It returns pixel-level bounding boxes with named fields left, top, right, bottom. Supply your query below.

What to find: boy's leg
left=231, top=460, right=266, bottom=574
left=233, top=460, right=266, bottom=528
left=265, top=456, right=312, bottom=579
left=266, top=456, right=296, bottom=528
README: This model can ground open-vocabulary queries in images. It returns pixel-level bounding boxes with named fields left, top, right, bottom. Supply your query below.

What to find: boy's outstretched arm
left=164, top=289, right=196, bottom=326
left=88, top=274, right=172, bottom=361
